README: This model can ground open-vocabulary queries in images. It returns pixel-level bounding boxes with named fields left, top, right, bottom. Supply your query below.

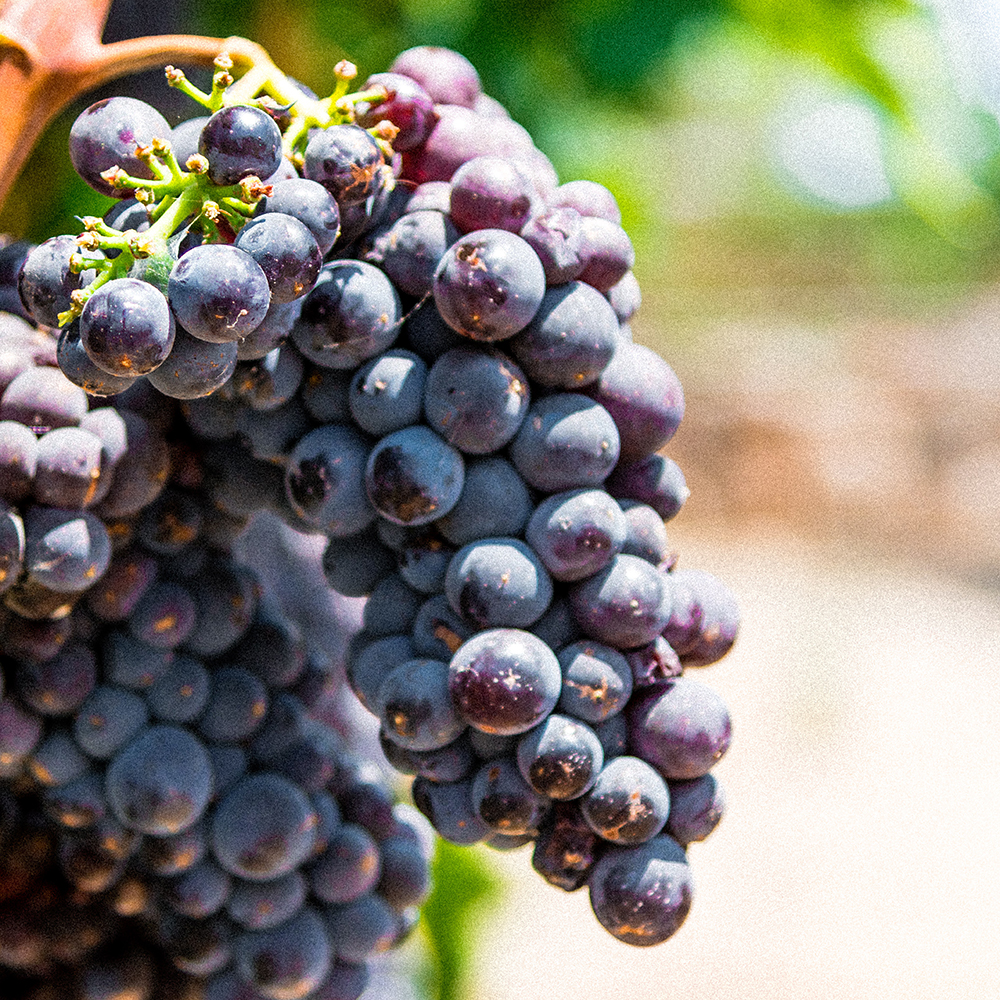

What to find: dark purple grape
left=575, top=216, right=635, bottom=293
left=405, top=179, right=452, bottom=214
left=31, top=426, right=101, bottom=509
left=42, top=771, right=108, bottom=828
left=449, top=156, right=535, bottom=234
left=585, top=342, right=684, bottom=464
left=93, top=410, right=170, bottom=518
left=323, top=893, right=398, bottom=963
left=376, top=657, right=465, bottom=752
left=68, top=96, right=171, bottom=197
left=365, top=209, right=460, bottom=297
left=227, top=871, right=307, bottom=931
left=231, top=344, right=304, bottom=411
left=619, top=500, right=671, bottom=565
left=234, top=213, right=323, bottom=304
left=607, top=270, right=641, bottom=321
left=667, top=568, right=740, bottom=666
left=322, top=526, right=396, bottom=598
left=627, top=677, right=732, bottom=780
left=212, top=773, right=317, bottom=881
left=589, top=834, right=692, bottom=945
left=433, top=229, right=545, bottom=342
left=17, top=235, right=87, bottom=327
left=308, top=823, right=381, bottom=905
left=557, top=640, right=633, bottom=723
left=145, top=655, right=211, bottom=723
left=516, top=714, right=604, bottom=801
left=0, top=419, right=38, bottom=501
left=398, top=532, right=454, bottom=594
left=147, top=325, right=238, bottom=399
left=168, top=245, right=270, bottom=345
left=365, top=424, right=464, bottom=526
left=0, top=697, right=42, bottom=775
left=519, top=207, right=585, bottom=285
left=304, top=124, right=385, bottom=207
left=165, top=859, right=232, bottom=918
left=1, top=365, right=88, bottom=431
left=567, top=553, right=670, bottom=650
left=291, top=260, right=401, bottom=370
left=169, top=115, right=210, bottom=165
left=15, top=643, right=96, bottom=716
left=199, top=105, right=283, bottom=186
left=511, top=280, right=618, bottom=389
left=625, top=636, right=682, bottom=689
left=197, top=667, right=268, bottom=744
left=581, top=755, right=670, bottom=845
left=23, top=506, right=112, bottom=593
left=532, top=800, right=605, bottom=891
left=85, top=548, right=157, bottom=621
left=605, top=453, right=689, bottom=521
left=348, top=349, right=428, bottom=436
left=410, top=775, right=489, bottom=845
left=79, top=278, right=174, bottom=377
left=73, top=685, right=148, bottom=759
left=423, top=347, right=530, bottom=454
left=390, top=46, right=481, bottom=108
left=284, top=424, right=374, bottom=536
left=258, top=177, right=342, bottom=256
left=509, top=393, right=620, bottom=493
left=299, top=365, right=352, bottom=422
left=57, top=322, right=141, bottom=398
left=362, top=574, right=424, bottom=637
left=410, top=594, right=473, bottom=660
left=551, top=180, right=622, bottom=224
left=356, top=71, right=437, bottom=150
left=526, top=488, right=627, bottom=583
left=471, top=756, right=549, bottom=835
left=233, top=906, right=331, bottom=999
left=311, top=961, right=371, bottom=1000
left=403, top=300, right=464, bottom=361
left=666, top=774, right=725, bottom=847
left=235, top=299, right=301, bottom=361
left=379, top=728, right=475, bottom=784
left=436, top=455, right=532, bottom=547
left=376, top=831, right=432, bottom=909
left=531, top=597, right=581, bottom=651
left=448, top=628, right=561, bottom=735
left=444, top=537, right=552, bottom=629
left=105, top=724, right=213, bottom=835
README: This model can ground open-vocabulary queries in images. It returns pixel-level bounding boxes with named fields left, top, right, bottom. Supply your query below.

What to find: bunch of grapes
left=0, top=38, right=740, bottom=998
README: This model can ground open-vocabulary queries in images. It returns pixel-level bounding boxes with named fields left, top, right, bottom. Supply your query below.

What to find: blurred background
left=4, top=0, right=999, bottom=996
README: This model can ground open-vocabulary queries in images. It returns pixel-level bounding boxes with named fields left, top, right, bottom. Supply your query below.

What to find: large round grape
left=23, top=506, right=111, bottom=593
left=105, top=725, right=213, bottom=835
left=376, top=657, right=466, bottom=752
left=365, top=425, right=464, bottom=526
left=233, top=906, right=331, bottom=1000
left=433, top=229, right=545, bottom=342
left=199, top=105, right=283, bottom=186
left=580, top=755, right=670, bottom=845
left=448, top=628, right=561, bottom=735
left=588, top=834, right=693, bottom=946
left=211, top=773, right=317, bottom=881
left=69, top=96, right=171, bottom=197
left=303, top=124, right=385, bottom=207
left=627, top=677, right=733, bottom=780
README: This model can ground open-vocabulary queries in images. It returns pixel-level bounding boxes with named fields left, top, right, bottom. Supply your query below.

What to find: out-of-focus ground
left=462, top=292, right=1000, bottom=999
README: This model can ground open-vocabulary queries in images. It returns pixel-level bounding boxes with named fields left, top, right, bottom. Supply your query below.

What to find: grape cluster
left=2, top=37, right=741, bottom=990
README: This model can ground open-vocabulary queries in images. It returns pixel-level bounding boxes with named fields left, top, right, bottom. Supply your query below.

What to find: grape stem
left=0, top=0, right=276, bottom=209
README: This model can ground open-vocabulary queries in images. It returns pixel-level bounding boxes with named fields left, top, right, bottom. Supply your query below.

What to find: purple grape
left=585, top=341, right=685, bottom=464
left=666, top=774, right=725, bottom=847
left=444, top=537, right=552, bottom=630
left=511, top=280, right=619, bottom=389
left=423, top=347, right=530, bottom=453
left=168, top=245, right=271, bottom=345
left=308, top=824, right=381, bottom=904
left=619, top=500, right=671, bottom=565
left=23, top=506, right=111, bottom=593
left=322, top=527, right=396, bottom=598
left=365, top=209, right=460, bottom=297
left=231, top=344, right=303, bottom=411
left=410, top=594, right=473, bottom=661
left=234, top=213, right=323, bottom=305
left=567, top=553, right=671, bottom=650
left=145, top=656, right=211, bottom=723
left=1, top=365, right=88, bottom=431
left=68, top=96, right=171, bottom=197
left=146, top=325, right=238, bottom=400
left=588, top=834, right=693, bottom=945
left=32, top=426, right=104, bottom=509
left=170, top=115, right=210, bottom=165
left=519, top=207, right=585, bottom=285
left=607, top=270, right=641, bottom=321
left=627, top=677, right=733, bottom=780
left=449, top=156, right=536, bottom=234
left=557, top=640, right=633, bottom=723
left=0, top=419, right=38, bottom=501
left=198, top=105, right=283, bottom=186
left=365, top=424, right=465, bottom=526
left=292, top=260, right=402, bottom=370
left=516, top=714, right=604, bottom=801
left=448, top=628, right=561, bottom=735
left=105, top=724, right=213, bottom=835
left=348, top=349, right=428, bottom=437
left=605, top=453, right=689, bottom=521
left=355, top=71, right=437, bottom=151
left=376, top=657, right=465, bottom=752
left=405, top=180, right=453, bottom=214
left=471, top=756, right=549, bottom=835
left=323, top=893, right=398, bottom=963
left=398, top=532, right=454, bottom=594
left=436, top=455, right=533, bottom=546
left=576, top=216, right=635, bottom=292
left=532, top=800, right=605, bottom=891
left=233, top=907, right=331, bottom=999
left=304, top=124, right=386, bottom=208
left=227, top=871, right=307, bottom=931
left=79, top=277, right=174, bottom=377
left=433, top=229, right=545, bottom=342
left=411, top=776, right=490, bottom=845
left=525, top=489, right=627, bottom=583
left=581, top=755, right=670, bottom=845
left=508, top=393, right=620, bottom=493
left=390, top=46, right=482, bottom=108
left=15, top=642, right=96, bottom=716
left=18, top=235, right=87, bottom=327
left=667, top=568, right=740, bottom=666
left=57, top=323, right=141, bottom=397
left=283, top=424, right=374, bottom=536
left=258, top=178, right=342, bottom=256
left=551, top=180, right=622, bottom=224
